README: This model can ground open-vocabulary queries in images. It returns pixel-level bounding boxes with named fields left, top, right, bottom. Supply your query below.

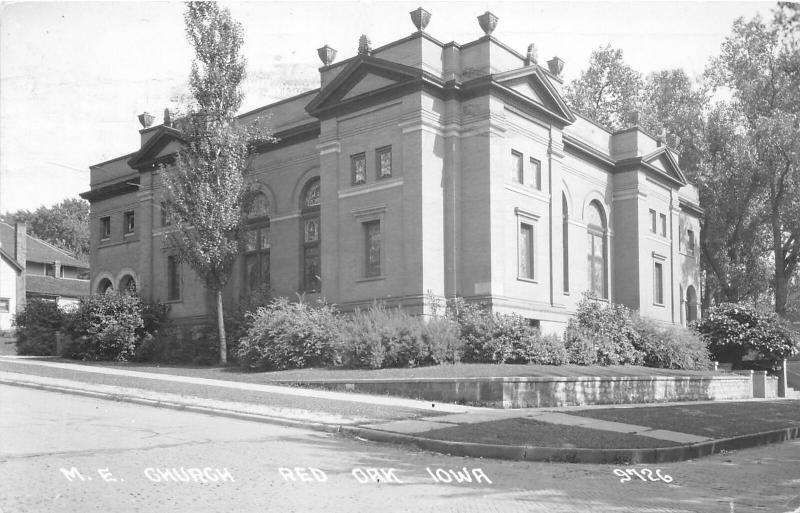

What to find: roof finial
left=477, top=11, right=498, bottom=36
left=547, top=56, right=565, bottom=76
left=317, top=44, right=337, bottom=66
left=525, top=43, right=538, bottom=66
left=410, top=7, right=431, bottom=32
left=358, top=34, right=372, bottom=55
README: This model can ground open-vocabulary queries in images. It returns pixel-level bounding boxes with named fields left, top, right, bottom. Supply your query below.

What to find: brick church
left=81, top=8, right=702, bottom=333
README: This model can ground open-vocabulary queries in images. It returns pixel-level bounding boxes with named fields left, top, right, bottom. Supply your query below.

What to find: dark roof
left=26, top=275, right=90, bottom=299
left=0, top=222, right=88, bottom=269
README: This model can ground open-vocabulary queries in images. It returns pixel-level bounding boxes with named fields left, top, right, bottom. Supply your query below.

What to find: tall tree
left=161, top=2, right=272, bottom=363
left=564, top=45, right=642, bottom=130
left=2, top=198, right=90, bottom=260
left=707, top=8, right=800, bottom=315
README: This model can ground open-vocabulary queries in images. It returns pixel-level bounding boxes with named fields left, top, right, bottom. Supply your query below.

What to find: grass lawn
left=421, top=417, right=679, bottom=449
left=33, top=358, right=719, bottom=383
left=570, top=401, right=800, bottom=439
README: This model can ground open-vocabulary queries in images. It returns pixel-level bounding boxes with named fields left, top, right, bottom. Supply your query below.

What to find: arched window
left=301, top=178, right=321, bottom=292
left=586, top=201, right=608, bottom=299
left=562, top=193, right=569, bottom=293
left=686, top=285, right=698, bottom=323
left=97, top=278, right=113, bottom=294
left=119, top=275, right=137, bottom=295
left=243, top=192, right=270, bottom=296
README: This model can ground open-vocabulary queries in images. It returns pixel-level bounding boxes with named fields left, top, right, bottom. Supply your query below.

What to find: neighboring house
left=81, top=9, right=702, bottom=333
left=0, top=222, right=90, bottom=329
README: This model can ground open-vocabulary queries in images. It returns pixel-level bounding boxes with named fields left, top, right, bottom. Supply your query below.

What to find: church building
left=81, top=9, right=703, bottom=333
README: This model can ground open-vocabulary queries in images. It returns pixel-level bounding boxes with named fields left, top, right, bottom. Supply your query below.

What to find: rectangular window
left=302, top=215, right=321, bottom=292
left=243, top=224, right=270, bottom=294
left=161, top=202, right=171, bottom=226
left=124, top=211, right=135, bottom=234
left=530, top=158, right=541, bottom=190
left=660, top=213, right=667, bottom=237
left=654, top=261, right=664, bottom=305
left=45, top=264, right=55, bottom=277
left=649, top=209, right=657, bottom=234
left=687, top=229, right=696, bottom=256
left=376, top=146, right=392, bottom=179
left=511, top=150, right=523, bottom=184
left=0, top=298, right=9, bottom=313
left=167, top=256, right=180, bottom=301
left=518, top=223, right=534, bottom=279
left=100, top=216, right=111, bottom=239
left=351, top=153, right=366, bottom=185
left=364, top=220, right=381, bottom=277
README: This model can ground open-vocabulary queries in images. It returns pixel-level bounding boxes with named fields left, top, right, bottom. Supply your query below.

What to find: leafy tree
left=161, top=2, right=273, bottom=363
left=707, top=8, right=800, bottom=315
left=2, top=198, right=90, bottom=260
left=564, top=45, right=642, bottom=130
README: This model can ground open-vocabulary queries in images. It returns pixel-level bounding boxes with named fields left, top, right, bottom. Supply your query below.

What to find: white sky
left=0, top=0, right=776, bottom=213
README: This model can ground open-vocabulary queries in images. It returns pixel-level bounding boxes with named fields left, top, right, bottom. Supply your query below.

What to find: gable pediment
left=127, top=127, right=186, bottom=170
left=306, top=56, right=425, bottom=117
left=492, top=66, right=575, bottom=125
left=642, top=148, right=687, bottom=185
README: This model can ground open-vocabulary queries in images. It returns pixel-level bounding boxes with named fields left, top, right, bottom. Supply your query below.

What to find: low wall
left=288, top=374, right=754, bottom=408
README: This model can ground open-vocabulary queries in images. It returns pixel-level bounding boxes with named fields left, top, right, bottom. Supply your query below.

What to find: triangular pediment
left=127, top=126, right=186, bottom=170
left=643, top=148, right=687, bottom=185
left=492, top=66, right=576, bottom=125
left=306, top=56, right=424, bottom=117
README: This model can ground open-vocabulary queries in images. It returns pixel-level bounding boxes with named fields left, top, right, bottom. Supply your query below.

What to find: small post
left=778, top=358, right=788, bottom=398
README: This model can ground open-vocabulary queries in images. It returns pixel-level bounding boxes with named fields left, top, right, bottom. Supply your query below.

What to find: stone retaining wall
left=290, top=374, right=754, bottom=408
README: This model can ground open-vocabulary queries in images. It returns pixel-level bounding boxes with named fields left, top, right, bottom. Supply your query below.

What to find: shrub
left=135, top=324, right=220, bottom=365
left=422, top=316, right=462, bottom=365
left=527, top=333, right=569, bottom=365
left=236, top=297, right=341, bottom=371
left=695, top=303, right=799, bottom=368
left=565, top=293, right=643, bottom=365
left=633, top=316, right=711, bottom=370
left=13, top=298, right=64, bottom=356
left=63, top=293, right=144, bottom=361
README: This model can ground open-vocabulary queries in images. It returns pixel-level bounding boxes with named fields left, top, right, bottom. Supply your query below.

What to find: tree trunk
left=773, top=222, right=788, bottom=316
left=216, top=289, right=227, bottom=364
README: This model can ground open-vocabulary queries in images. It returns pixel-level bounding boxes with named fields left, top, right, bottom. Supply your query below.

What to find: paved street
left=2, top=386, right=800, bottom=513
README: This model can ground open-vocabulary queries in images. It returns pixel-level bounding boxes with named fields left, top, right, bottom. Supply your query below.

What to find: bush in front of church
left=13, top=297, right=65, bottom=356
left=62, top=292, right=144, bottom=361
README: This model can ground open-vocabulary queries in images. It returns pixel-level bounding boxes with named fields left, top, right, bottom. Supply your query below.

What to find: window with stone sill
left=654, top=260, right=664, bottom=305
left=586, top=201, right=608, bottom=299
left=124, top=211, right=135, bottom=235
left=351, top=153, right=367, bottom=185
left=649, top=209, right=657, bottom=234
left=660, top=213, right=668, bottom=237
left=363, top=220, right=382, bottom=277
left=376, top=146, right=392, bottom=179
left=518, top=222, right=535, bottom=280
left=511, top=150, right=523, bottom=184
left=100, top=216, right=111, bottom=239
left=530, top=158, right=542, bottom=190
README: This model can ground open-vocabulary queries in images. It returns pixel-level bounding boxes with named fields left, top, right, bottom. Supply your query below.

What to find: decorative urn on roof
left=410, top=7, right=431, bottom=31
left=138, top=112, right=155, bottom=128
left=547, top=56, right=565, bottom=76
left=317, top=44, right=337, bottom=66
left=358, top=34, right=372, bottom=55
left=477, top=11, right=498, bottom=36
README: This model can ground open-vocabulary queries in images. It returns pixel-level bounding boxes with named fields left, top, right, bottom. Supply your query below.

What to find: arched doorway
left=97, top=278, right=114, bottom=294
left=119, top=275, right=137, bottom=295
left=686, top=285, right=698, bottom=323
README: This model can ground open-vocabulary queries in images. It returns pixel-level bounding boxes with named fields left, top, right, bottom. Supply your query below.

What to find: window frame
left=649, top=209, right=657, bottom=234
left=586, top=201, right=609, bottom=300
left=375, top=146, right=392, bottom=180
left=653, top=254, right=666, bottom=306
left=123, top=210, right=135, bottom=235
left=300, top=178, right=322, bottom=293
left=160, top=201, right=171, bottom=227
left=363, top=219, right=382, bottom=278
left=100, top=216, right=111, bottom=240
left=167, top=255, right=181, bottom=302
left=511, top=150, right=524, bottom=184
left=0, top=298, right=9, bottom=313
left=530, top=157, right=542, bottom=190
left=659, top=213, right=667, bottom=237
left=351, top=152, right=367, bottom=186
left=687, top=229, right=696, bottom=256
left=243, top=195, right=271, bottom=297
left=515, top=208, right=539, bottom=283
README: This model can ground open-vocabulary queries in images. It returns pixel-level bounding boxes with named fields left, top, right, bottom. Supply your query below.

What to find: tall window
left=167, top=256, right=180, bottom=301
left=562, top=194, right=569, bottom=293
left=511, top=150, right=523, bottom=183
left=687, top=229, right=696, bottom=256
left=660, top=213, right=667, bottom=237
left=649, top=209, right=657, bottom=233
left=351, top=153, right=366, bottom=185
left=100, top=216, right=111, bottom=239
left=0, top=298, right=9, bottom=313
left=124, top=211, right=135, bottom=235
left=161, top=202, right=171, bottom=226
left=376, top=146, right=392, bottom=179
left=530, top=158, right=542, bottom=190
left=586, top=201, right=608, bottom=299
left=519, top=222, right=535, bottom=279
left=364, top=220, right=382, bottom=277
left=244, top=192, right=270, bottom=295
left=301, top=178, right=321, bottom=292
left=654, top=261, right=664, bottom=305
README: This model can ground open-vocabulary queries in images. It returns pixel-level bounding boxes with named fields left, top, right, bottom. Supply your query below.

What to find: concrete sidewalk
left=1, top=357, right=798, bottom=464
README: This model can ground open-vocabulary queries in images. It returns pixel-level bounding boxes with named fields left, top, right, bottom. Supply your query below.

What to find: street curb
left=3, top=376, right=799, bottom=464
